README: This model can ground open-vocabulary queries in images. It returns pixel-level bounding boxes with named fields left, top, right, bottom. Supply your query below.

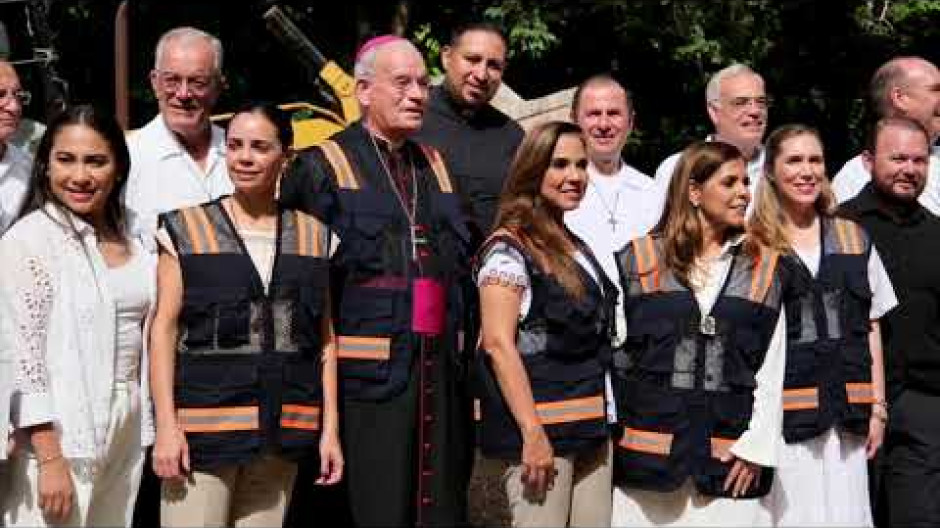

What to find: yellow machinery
left=212, top=5, right=359, bottom=149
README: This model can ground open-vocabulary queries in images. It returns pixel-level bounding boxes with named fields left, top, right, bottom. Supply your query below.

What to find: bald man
left=832, top=56, right=940, bottom=213
left=279, top=37, right=471, bottom=527
left=0, top=61, right=31, bottom=235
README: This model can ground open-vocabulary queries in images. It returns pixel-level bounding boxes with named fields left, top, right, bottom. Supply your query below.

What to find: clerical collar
left=366, top=128, right=408, bottom=154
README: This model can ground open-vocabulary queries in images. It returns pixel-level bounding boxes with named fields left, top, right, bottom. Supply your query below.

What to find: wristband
left=36, top=452, right=64, bottom=466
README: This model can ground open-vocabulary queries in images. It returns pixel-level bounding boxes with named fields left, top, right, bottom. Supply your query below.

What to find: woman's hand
left=37, top=456, right=75, bottom=522
left=867, top=412, right=887, bottom=459
left=520, top=425, right=555, bottom=498
left=152, top=424, right=190, bottom=480
left=315, top=430, right=343, bottom=486
left=720, top=453, right=761, bottom=498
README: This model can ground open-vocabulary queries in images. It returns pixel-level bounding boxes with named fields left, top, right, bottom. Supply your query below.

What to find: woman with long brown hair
left=750, top=124, right=895, bottom=526
left=474, top=121, right=616, bottom=526
left=611, top=141, right=786, bottom=526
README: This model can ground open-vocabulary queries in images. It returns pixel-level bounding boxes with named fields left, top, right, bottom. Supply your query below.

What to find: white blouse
left=0, top=205, right=156, bottom=472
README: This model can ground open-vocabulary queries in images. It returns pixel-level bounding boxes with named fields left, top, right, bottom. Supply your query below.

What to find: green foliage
left=412, top=23, right=443, bottom=78
left=482, top=1, right=558, bottom=59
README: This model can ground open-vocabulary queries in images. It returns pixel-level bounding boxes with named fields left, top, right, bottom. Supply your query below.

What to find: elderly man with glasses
left=653, top=63, right=770, bottom=204
left=123, top=26, right=231, bottom=242
left=0, top=60, right=32, bottom=235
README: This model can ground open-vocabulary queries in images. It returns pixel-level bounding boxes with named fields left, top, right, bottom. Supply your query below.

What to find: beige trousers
left=160, top=454, right=297, bottom=527
left=473, top=441, right=612, bottom=527
left=2, top=381, right=144, bottom=527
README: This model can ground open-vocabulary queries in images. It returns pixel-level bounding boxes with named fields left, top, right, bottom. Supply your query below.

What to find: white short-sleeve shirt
left=124, top=116, right=232, bottom=242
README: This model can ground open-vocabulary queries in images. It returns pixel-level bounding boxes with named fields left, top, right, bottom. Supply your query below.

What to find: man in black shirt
left=840, top=116, right=939, bottom=527
left=414, top=22, right=524, bottom=247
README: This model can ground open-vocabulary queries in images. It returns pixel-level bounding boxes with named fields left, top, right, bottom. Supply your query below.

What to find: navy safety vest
left=474, top=232, right=617, bottom=459
left=612, top=235, right=783, bottom=498
left=781, top=216, right=874, bottom=443
left=313, top=131, right=470, bottom=401
left=160, top=200, right=331, bottom=469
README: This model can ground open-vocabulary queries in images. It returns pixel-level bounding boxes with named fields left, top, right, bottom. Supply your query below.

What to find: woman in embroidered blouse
left=0, top=105, right=155, bottom=527
left=473, top=121, right=615, bottom=527
left=149, top=103, right=342, bottom=527
left=749, top=124, right=896, bottom=526
left=611, top=141, right=786, bottom=527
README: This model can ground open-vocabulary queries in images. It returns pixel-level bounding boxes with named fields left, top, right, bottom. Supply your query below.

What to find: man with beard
left=840, top=117, right=940, bottom=527
left=279, top=36, right=472, bottom=527
left=654, top=63, right=769, bottom=201
left=414, top=22, right=523, bottom=246
left=832, top=57, right=940, bottom=215
left=124, top=27, right=231, bottom=241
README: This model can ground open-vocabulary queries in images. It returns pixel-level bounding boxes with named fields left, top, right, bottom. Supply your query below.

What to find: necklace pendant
left=608, top=215, right=618, bottom=230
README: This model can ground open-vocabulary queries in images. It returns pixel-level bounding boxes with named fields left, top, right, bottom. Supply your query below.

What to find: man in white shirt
left=0, top=60, right=32, bottom=235
left=654, top=63, right=769, bottom=198
left=124, top=27, right=232, bottom=240
left=831, top=56, right=940, bottom=214
left=565, top=75, right=662, bottom=425
left=566, top=74, right=662, bottom=290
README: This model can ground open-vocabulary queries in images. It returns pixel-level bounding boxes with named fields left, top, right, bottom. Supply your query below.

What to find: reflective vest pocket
left=336, top=335, right=394, bottom=382
left=280, top=404, right=321, bottom=430
left=619, top=428, right=673, bottom=456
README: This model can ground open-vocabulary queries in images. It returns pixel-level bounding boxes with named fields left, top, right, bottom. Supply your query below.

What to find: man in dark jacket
left=414, top=23, right=524, bottom=248
left=840, top=116, right=939, bottom=527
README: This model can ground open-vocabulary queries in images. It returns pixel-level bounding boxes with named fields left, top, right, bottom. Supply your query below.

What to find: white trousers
left=762, top=427, right=872, bottom=527
left=2, top=381, right=145, bottom=527
left=612, top=478, right=772, bottom=527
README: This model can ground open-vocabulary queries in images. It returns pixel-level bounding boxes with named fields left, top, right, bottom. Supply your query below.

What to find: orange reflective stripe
left=783, top=387, right=819, bottom=411
left=336, top=335, right=391, bottom=360
left=845, top=221, right=862, bottom=254
left=179, top=207, right=220, bottom=255
left=846, top=382, right=875, bottom=404
left=419, top=145, right=454, bottom=193
left=749, top=249, right=778, bottom=302
left=710, top=436, right=735, bottom=459
left=634, top=236, right=660, bottom=293
left=280, top=404, right=321, bottom=430
left=177, top=406, right=259, bottom=433
left=535, top=395, right=605, bottom=425
left=320, top=140, right=359, bottom=190
left=619, top=428, right=673, bottom=456
left=834, top=218, right=864, bottom=255
left=293, top=211, right=324, bottom=257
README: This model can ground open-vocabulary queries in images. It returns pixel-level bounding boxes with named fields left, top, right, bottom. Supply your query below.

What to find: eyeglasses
left=722, top=96, right=772, bottom=112
left=0, top=88, right=31, bottom=106
left=154, top=70, right=216, bottom=95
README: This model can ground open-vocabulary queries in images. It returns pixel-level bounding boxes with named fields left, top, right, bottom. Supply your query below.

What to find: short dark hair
left=570, top=74, right=634, bottom=119
left=21, top=104, right=130, bottom=234
left=449, top=21, right=507, bottom=49
left=864, top=116, right=930, bottom=153
left=228, top=101, right=294, bottom=149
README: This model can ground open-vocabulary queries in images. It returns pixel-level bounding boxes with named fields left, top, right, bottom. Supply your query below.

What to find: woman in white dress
left=611, top=140, right=786, bottom=527
left=749, top=124, right=896, bottom=526
left=1, top=104, right=155, bottom=527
